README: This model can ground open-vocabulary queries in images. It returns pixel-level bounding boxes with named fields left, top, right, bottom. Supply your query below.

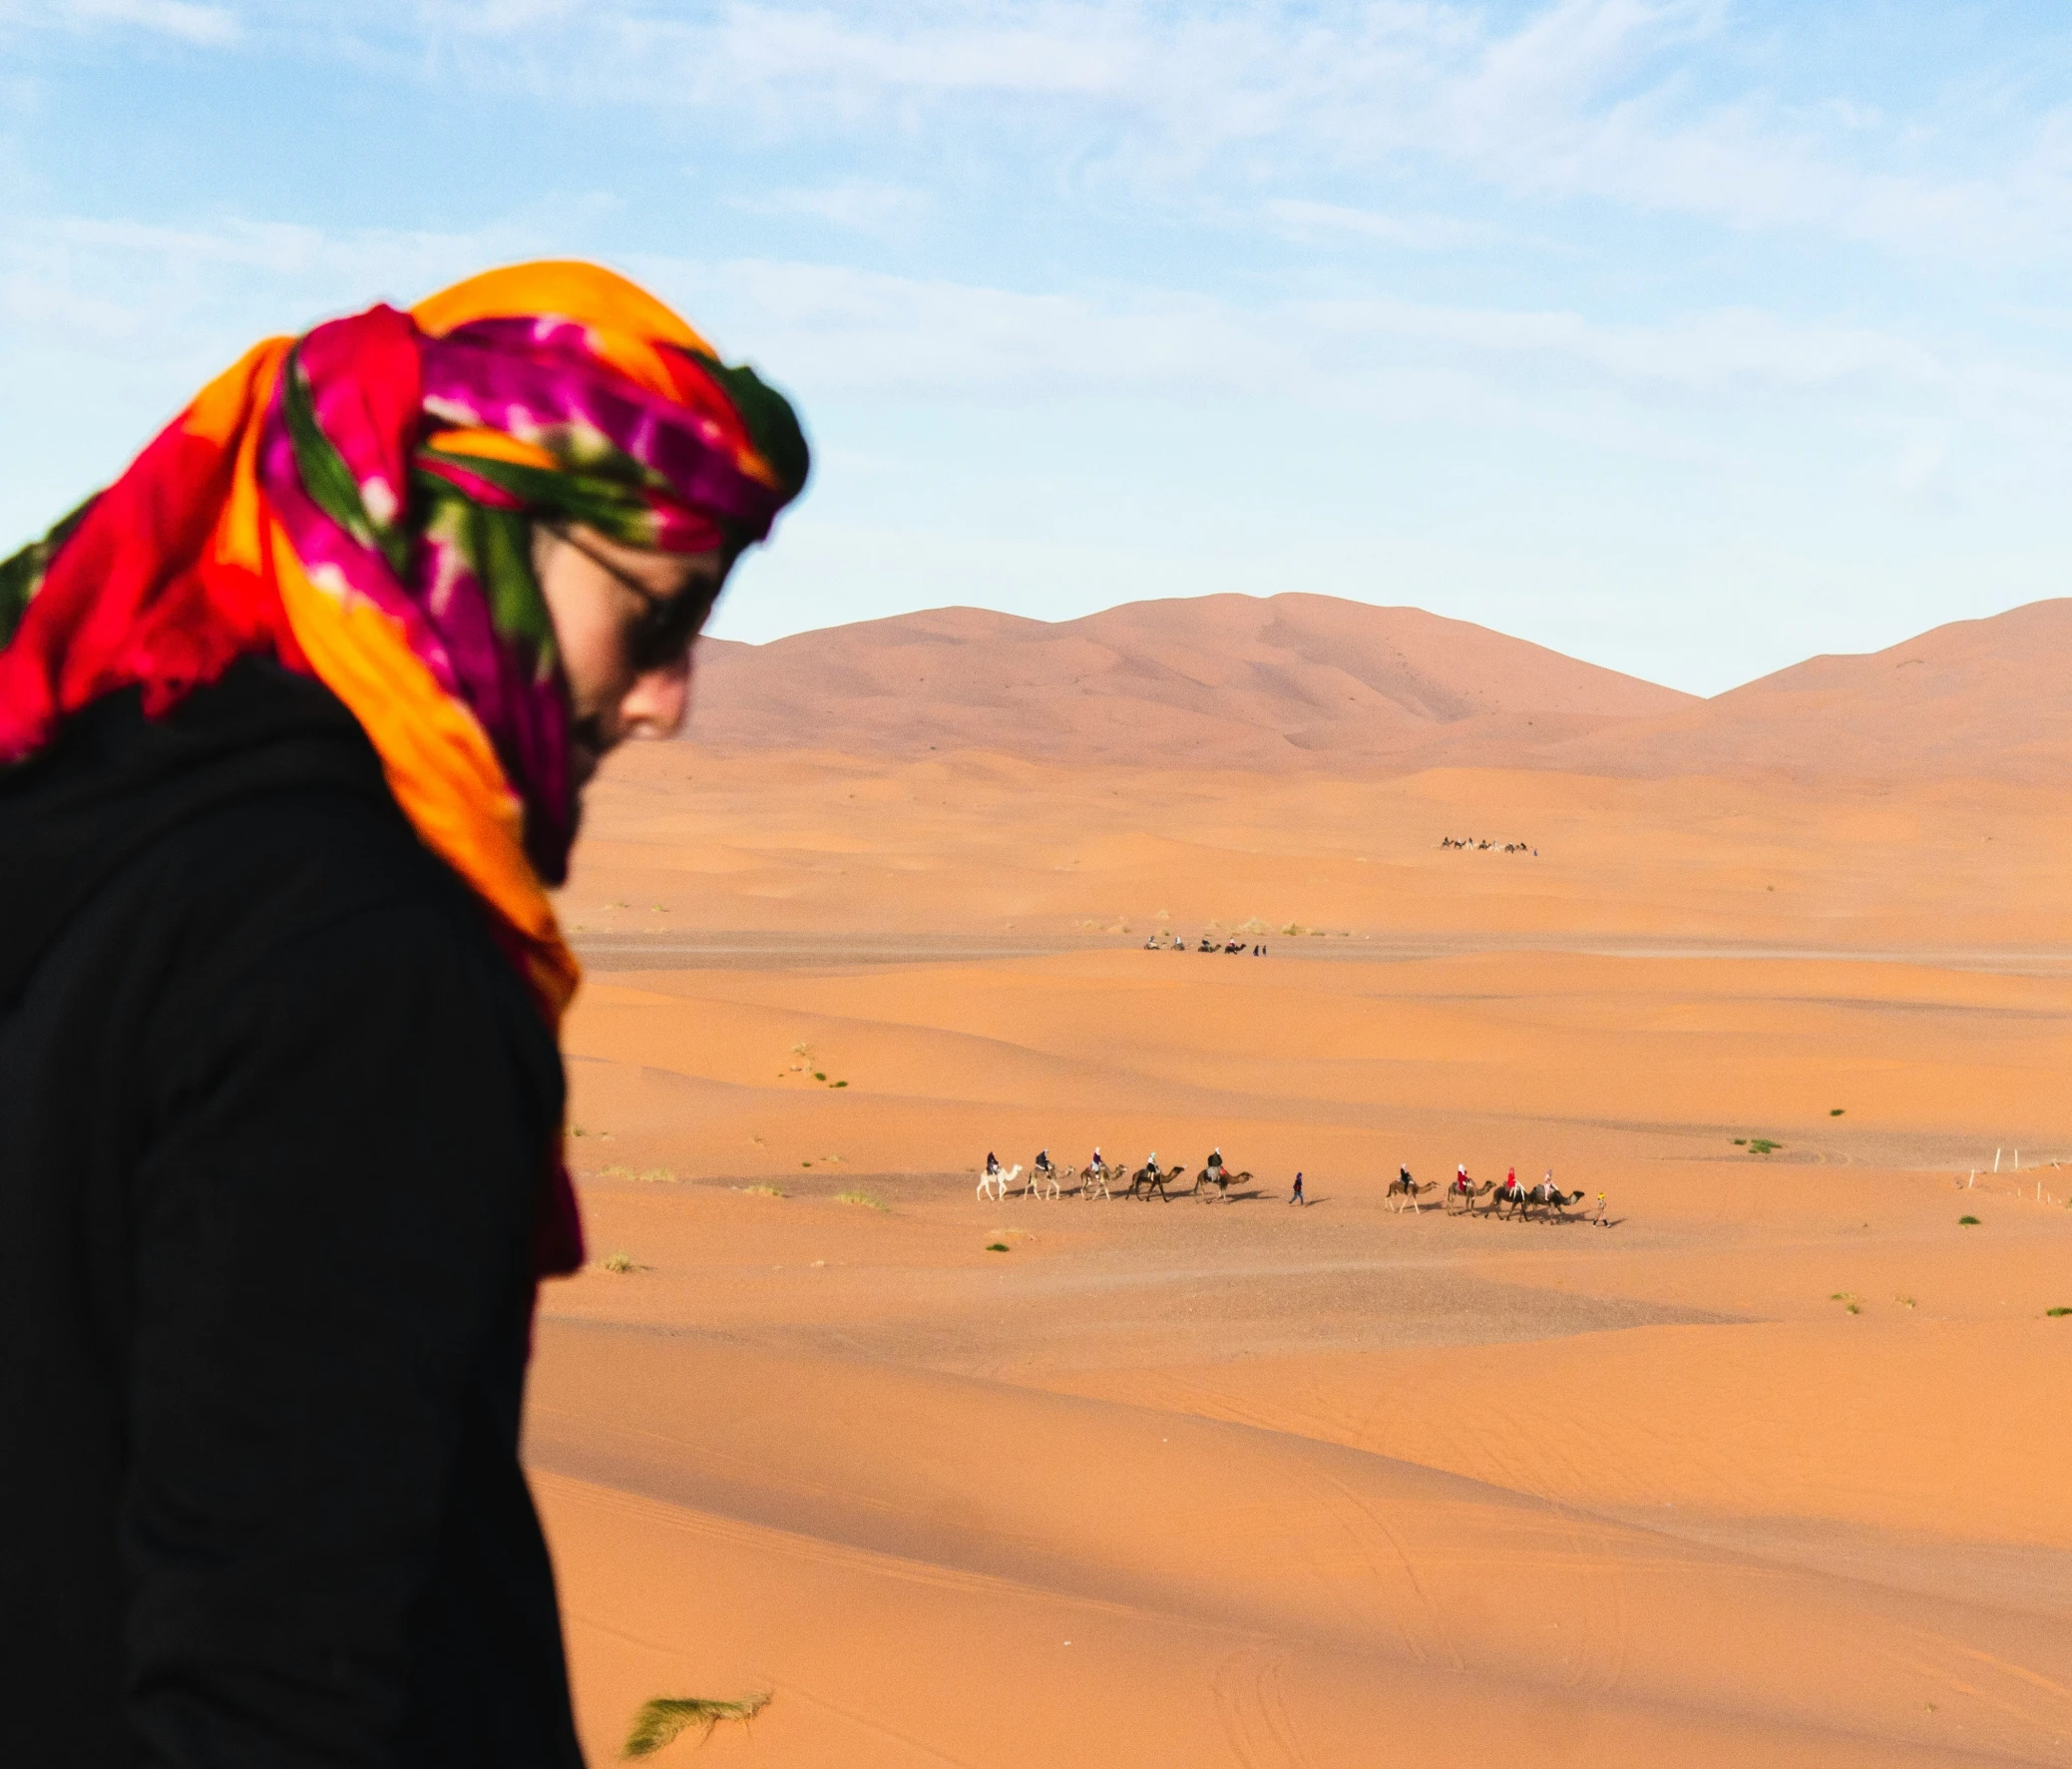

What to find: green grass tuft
left=601, top=1251, right=641, bottom=1274
left=1958, top=1215, right=1980, bottom=1226
left=1830, top=1107, right=1846, bottom=1116
left=813, top=1071, right=827, bottom=1082
left=1747, top=1137, right=1782, bottom=1155
left=832, top=1080, right=849, bottom=1088
left=986, top=1241, right=1011, bottom=1252
left=622, top=1692, right=770, bottom=1758
left=836, top=1190, right=887, bottom=1211
left=1829, top=1291, right=1856, bottom=1303
left=2047, top=1307, right=2071, bottom=1318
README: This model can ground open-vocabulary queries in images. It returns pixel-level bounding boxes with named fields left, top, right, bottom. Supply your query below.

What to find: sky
left=3, top=1, right=2070, bottom=694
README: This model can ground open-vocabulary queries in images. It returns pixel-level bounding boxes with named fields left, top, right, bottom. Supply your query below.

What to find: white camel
left=977, top=1162, right=1022, bottom=1201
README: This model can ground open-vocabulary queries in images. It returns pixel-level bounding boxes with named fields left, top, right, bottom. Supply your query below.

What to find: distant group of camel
left=975, top=1155, right=1602, bottom=1220
left=1389, top=1166, right=1601, bottom=1223
left=1438, top=837, right=1535, bottom=854
left=977, top=1155, right=1250, bottom=1203
left=1141, top=933, right=1268, bottom=955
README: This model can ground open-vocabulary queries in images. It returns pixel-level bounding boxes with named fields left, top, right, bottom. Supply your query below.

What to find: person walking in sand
left=1290, top=1171, right=1306, bottom=1205
left=0, top=262, right=808, bottom=1767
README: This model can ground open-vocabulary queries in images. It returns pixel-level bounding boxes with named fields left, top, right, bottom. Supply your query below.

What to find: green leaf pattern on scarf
left=0, top=498, right=98, bottom=651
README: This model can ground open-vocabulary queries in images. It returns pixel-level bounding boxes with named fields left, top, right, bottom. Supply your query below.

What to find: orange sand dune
left=1558, top=598, right=2072, bottom=785
left=690, top=593, right=1692, bottom=769
left=562, top=741, right=2072, bottom=949
left=527, top=603, right=2072, bottom=1765
left=528, top=1324, right=2072, bottom=1768
left=689, top=591, right=2072, bottom=786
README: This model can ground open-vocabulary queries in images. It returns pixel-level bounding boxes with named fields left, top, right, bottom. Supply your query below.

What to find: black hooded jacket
left=0, top=660, right=584, bottom=1767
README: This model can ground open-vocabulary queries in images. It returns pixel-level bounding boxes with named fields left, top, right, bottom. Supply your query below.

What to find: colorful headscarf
left=0, top=261, right=808, bottom=1025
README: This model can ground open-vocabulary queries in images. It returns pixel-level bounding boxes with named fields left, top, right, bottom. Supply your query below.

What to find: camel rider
left=1454, top=1163, right=1469, bottom=1194
left=986, top=1151, right=1000, bottom=1176
left=1088, top=1145, right=1102, bottom=1174
left=1207, top=1147, right=1224, bottom=1176
left=1036, top=1149, right=1053, bottom=1175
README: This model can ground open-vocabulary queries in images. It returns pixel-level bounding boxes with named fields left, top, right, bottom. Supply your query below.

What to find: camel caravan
left=977, top=1150, right=1604, bottom=1222
left=1438, top=836, right=1536, bottom=854
left=1392, top=1162, right=1600, bottom=1223
left=979, top=1147, right=1253, bottom=1203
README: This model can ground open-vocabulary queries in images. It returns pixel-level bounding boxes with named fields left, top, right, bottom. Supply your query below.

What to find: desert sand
left=534, top=595, right=2072, bottom=1767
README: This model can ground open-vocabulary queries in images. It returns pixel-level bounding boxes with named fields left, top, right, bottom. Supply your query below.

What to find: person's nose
left=619, top=654, right=692, bottom=740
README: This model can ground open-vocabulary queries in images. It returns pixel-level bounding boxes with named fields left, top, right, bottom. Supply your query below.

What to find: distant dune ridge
left=690, top=591, right=2072, bottom=783
left=1553, top=597, right=2072, bottom=785
left=689, top=593, right=1693, bottom=769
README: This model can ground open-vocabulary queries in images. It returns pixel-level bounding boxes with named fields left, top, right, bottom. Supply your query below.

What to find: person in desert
left=1290, top=1170, right=1307, bottom=1204
left=986, top=1150, right=1002, bottom=1175
left=0, top=262, right=807, bottom=1765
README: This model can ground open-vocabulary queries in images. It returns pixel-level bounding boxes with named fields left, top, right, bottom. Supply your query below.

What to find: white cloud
left=731, top=179, right=934, bottom=238
left=344, top=1, right=2072, bottom=260
left=1265, top=199, right=1507, bottom=251
left=62, top=0, right=238, bottom=45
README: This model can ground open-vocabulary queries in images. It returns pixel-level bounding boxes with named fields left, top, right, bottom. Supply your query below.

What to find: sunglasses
left=542, top=522, right=717, bottom=673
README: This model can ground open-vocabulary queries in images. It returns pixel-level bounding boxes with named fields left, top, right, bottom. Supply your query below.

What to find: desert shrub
left=1958, top=1215, right=1980, bottom=1226
left=623, top=1693, right=769, bottom=1758
left=2047, top=1307, right=2070, bottom=1318
left=601, top=1252, right=641, bottom=1274
left=836, top=1190, right=887, bottom=1210
left=1748, top=1138, right=1782, bottom=1155
left=742, top=1183, right=784, bottom=1198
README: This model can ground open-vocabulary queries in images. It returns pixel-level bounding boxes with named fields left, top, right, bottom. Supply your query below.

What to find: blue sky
left=3, top=1, right=2070, bottom=692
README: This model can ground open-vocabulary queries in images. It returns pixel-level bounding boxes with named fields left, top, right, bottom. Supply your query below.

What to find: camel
left=1193, top=1165, right=1253, bottom=1199
left=1445, top=1177, right=1492, bottom=1215
left=1387, top=1172, right=1435, bottom=1213
left=1527, top=1181, right=1585, bottom=1220
left=1493, top=1179, right=1583, bottom=1220
left=976, top=1162, right=1021, bottom=1202
left=1024, top=1161, right=1066, bottom=1201
left=1490, top=1177, right=1528, bottom=1219
left=1128, top=1161, right=1184, bottom=1201
left=1080, top=1161, right=1113, bottom=1201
